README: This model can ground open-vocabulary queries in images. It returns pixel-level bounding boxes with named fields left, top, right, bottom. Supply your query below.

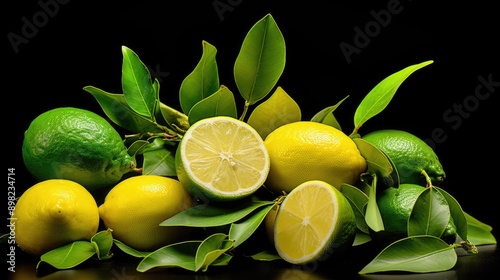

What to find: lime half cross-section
left=274, top=180, right=356, bottom=264
left=175, top=116, right=270, bottom=202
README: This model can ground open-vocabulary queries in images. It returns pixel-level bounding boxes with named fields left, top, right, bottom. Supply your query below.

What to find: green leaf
left=141, top=138, right=176, bottom=176
left=246, top=86, right=301, bottom=139
left=250, top=250, right=282, bottom=261
left=229, top=204, right=274, bottom=248
left=158, top=102, right=190, bottom=133
left=179, top=40, right=220, bottom=115
left=358, top=235, right=457, bottom=274
left=353, top=60, right=433, bottom=132
left=234, top=13, right=286, bottom=104
left=352, top=138, right=396, bottom=187
left=83, top=86, right=162, bottom=133
left=464, top=212, right=497, bottom=245
left=187, top=85, right=238, bottom=125
left=195, top=233, right=233, bottom=272
left=37, top=241, right=96, bottom=270
left=137, top=241, right=200, bottom=272
left=127, top=140, right=151, bottom=157
left=113, top=239, right=151, bottom=258
left=90, top=229, right=114, bottom=260
left=364, top=175, right=384, bottom=232
left=435, top=187, right=468, bottom=241
left=310, top=95, right=349, bottom=130
left=408, top=187, right=450, bottom=238
left=121, top=46, right=157, bottom=119
left=340, top=183, right=369, bottom=234
left=160, top=200, right=274, bottom=227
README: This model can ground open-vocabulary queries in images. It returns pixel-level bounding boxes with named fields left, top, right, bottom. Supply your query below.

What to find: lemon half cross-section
left=274, top=180, right=356, bottom=264
left=175, top=116, right=270, bottom=202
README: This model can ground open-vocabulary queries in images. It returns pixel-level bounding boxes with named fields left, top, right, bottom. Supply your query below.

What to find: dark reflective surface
left=9, top=245, right=498, bottom=279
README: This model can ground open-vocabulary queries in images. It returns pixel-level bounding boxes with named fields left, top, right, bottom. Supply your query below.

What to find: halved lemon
left=175, top=116, right=270, bottom=202
left=274, top=180, right=356, bottom=264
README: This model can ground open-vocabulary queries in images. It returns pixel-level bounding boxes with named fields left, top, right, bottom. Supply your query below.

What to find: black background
left=5, top=0, right=499, bottom=279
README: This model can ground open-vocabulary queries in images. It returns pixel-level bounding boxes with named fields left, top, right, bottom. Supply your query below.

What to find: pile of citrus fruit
left=6, top=13, right=495, bottom=276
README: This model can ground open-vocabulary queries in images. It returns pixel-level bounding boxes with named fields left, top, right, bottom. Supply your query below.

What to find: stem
left=421, top=169, right=433, bottom=188
left=239, top=101, right=251, bottom=122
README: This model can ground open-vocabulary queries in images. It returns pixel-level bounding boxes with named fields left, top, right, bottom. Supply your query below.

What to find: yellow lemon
left=98, top=175, right=194, bottom=251
left=264, top=121, right=367, bottom=194
left=12, top=179, right=100, bottom=256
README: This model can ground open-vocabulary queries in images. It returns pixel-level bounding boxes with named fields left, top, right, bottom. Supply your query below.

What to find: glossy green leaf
left=435, top=187, right=468, bottom=241
left=310, top=95, right=349, bottom=130
left=340, top=183, right=369, bottom=234
left=359, top=235, right=457, bottom=274
left=121, top=46, right=156, bottom=119
left=364, top=175, right=384, bottom=232
left=160, top=200, right=274, bottom=227
left=408, top=187, right=450, bottom=237
left=113, top=239, right=151, bottom=258
left=90, top=229, right=114, bottom=260
left=352, top=138, right=395, bottom=188
left=353, top=60, right=433, bottom=132
left=234, top=14, right=286, bottom=104
left=127, top=140, right=150, bottom=157
left=187, top=85, right=238, bottom=125
left=137, top=241, right=200, bottom=272
left=229, top=204, right=274, bottom=248
left=84, top=86, right=162, bottom=133
left=195, top=233, right=233, bottom=272
left=211, top=253, right=233, bottom=266
left=464, top=212, right=497, bottom=245
left=37, top=241, right=96, bottom=270
left=353, top=231, right=372, bottom=246
left=141, top=138, right=176, bottom=176
left=179, top=40, right=220, bottom=115
left=246, top=86, right=301, bottom=139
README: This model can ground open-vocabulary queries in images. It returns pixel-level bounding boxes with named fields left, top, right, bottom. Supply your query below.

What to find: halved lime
left=175, top=116, right=270, bottom=202
left=274, top=180, right=356, bottom=264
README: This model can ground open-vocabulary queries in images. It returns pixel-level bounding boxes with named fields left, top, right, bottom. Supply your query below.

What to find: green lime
left=377, top=184, right=457, bottom=243
left=362, top=129, right=445, bottom=186
left=175, top=116, right=270, bottom=202
left=22, top=107, right=135, bottom=191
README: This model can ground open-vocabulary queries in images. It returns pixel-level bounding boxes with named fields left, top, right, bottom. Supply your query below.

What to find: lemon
left=362, top=129, right=446, bottom=186
left=22, top=107, right=136, bottom=191
left=377, top=184, right=457, bottom=244
left=274, top=180, right=356, bottom=264
left=175, top=116, right=270, bottom=202
left=98, top=175, right=194, bottom=251
left=264, top=121, right=367, bottom=194
left=11, top=179, right=100, bottom=256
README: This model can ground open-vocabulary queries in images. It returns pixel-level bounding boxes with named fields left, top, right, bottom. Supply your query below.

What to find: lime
left=264, top=121, right=366, bottom=194
left=377, top=183, right=457, bottom=243
left=274, top=180, right=356, bottom=264
left=22, top=107, right=136, bottom=191
left=175, top=116, right=270, bottom=202
left=362, top=129, right=445, bottom=186
left=98, top=175, right=194, bottom=251
left=12, top=179, right=100, bottom=256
